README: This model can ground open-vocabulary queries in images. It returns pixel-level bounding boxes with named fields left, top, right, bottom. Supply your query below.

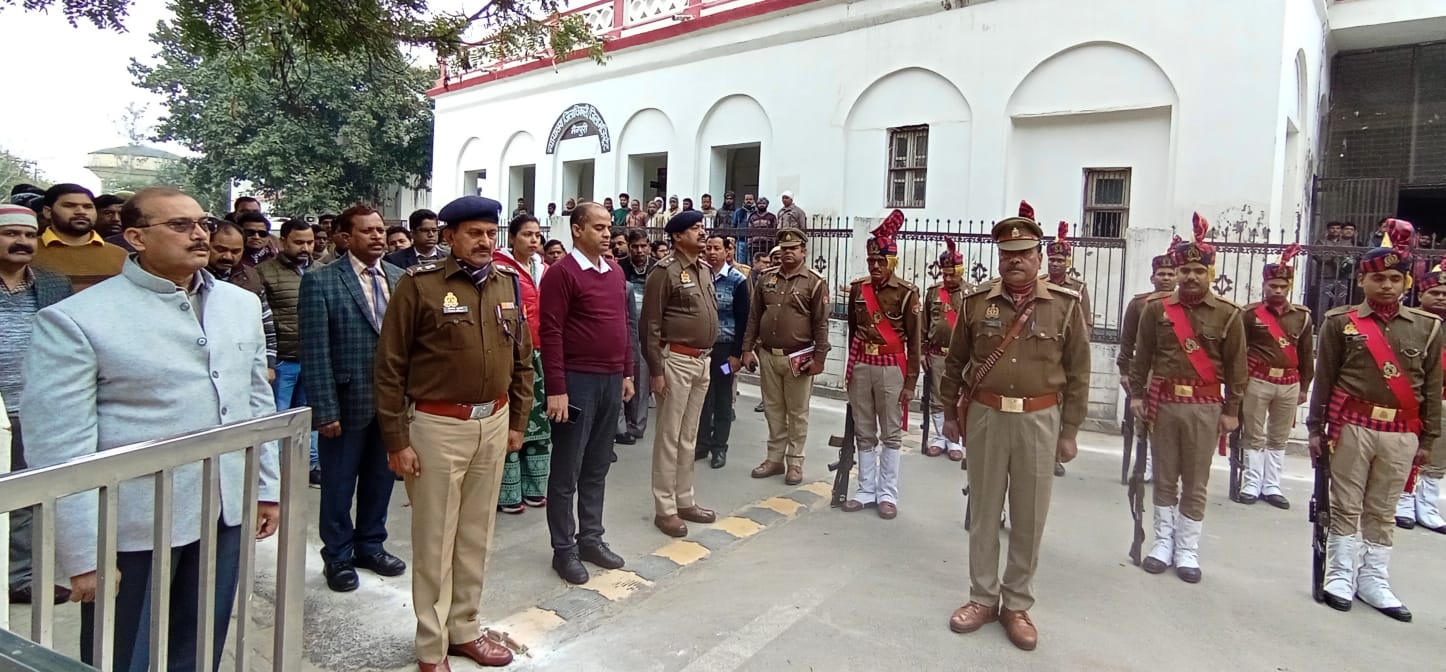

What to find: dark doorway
left=1398, top=187, right=1446, bottom=250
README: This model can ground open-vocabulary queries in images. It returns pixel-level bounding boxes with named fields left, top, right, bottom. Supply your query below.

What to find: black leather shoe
left=355, top=551, right=407, bottom=577
left=579, top=542, right=625, bottom=569
left=1396, top=516, right=1416, bottom=529
left=8, top=585, right=71, bottom=605
left=1263, top=494, right=1290, bottom=510
left=754, top=402, right=764, bottom=413
left=1237, top=493, right=1258, bottom=505
left=309, top=469, right=321, bottom=488
left=610, top=451, right=618, bottom=463
left=1176, top=566, right=1201, bottom=584
left=1054, top=463, right=1065, bottom=477
left=614, top=433, right=636, bottom=445
left=711, top=452, right=727, bottom=469
left=1141, top=558, right=1168, bottom=574
left=1363, top=599, right=1412, bottom=623
left=324, top=561, right=359, bottom=592
left=553, top=552, right=589, bottom=584
left=1323, top=592, right=1352, bottom=612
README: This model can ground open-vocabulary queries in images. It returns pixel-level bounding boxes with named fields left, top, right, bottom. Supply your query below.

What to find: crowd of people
left=2, top=180, right=1442, bottom=670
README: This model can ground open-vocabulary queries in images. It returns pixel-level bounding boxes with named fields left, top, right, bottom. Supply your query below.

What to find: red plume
left=876, top=209, right=906, bottom=237
left=1056, top=221, right=1070, bottom=243
left=1171, top=234, right=1183, bottom=247
left=1383, top=218, right=1415, bottom=253
left=1191, top=212, right=1209, bottom=243
left=1018, top=200, right=1034, bottom=220
left=945, top=238, right=958, bottom=256
left=1280, top=242, right=1301, bottom=266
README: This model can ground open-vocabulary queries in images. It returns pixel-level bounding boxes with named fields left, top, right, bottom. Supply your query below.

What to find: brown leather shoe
left=678, top=506, right=716, bottom=524
left=448, top=635, right=514, bottom=666
left=654, top=514, right=688, bottom=537
left=878, top=502, right=898, bottom=520
left=418, top=658, right=452, bottom=671
left=841, top=500, right=866, bottom=513
left=999, top=608, right=1038, bottom=651
left=948, top=601, right=998, bottom=633
left=784, top=465, right=803, bottom=485
left=751, top=460, right=785, bottom=478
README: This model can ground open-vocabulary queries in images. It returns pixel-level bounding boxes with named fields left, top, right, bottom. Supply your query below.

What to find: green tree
left=0, top=147, right=50, bottom=196
left=132, top=20, right=436, bottom=214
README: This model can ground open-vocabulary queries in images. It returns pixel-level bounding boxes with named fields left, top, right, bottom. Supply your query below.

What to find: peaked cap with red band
left=867, top=209, right=905, bottom=256
left=939, top=238, right=964, bottom=272
left=1263, top=243, right=1301, bottom=282
left=1358, top=218, right=1414, bottom=276
left=1168, top=213, right=1216, bottom=267
left=992, top=200, right=1044, bottom=252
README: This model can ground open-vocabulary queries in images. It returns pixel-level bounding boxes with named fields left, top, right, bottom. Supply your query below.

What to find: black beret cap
left=664, top=209, right=705, bottom=234
left=438, top=195, right=501, bottom=226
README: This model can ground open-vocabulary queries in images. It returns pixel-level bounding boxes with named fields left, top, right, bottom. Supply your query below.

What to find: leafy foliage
left=0, top=146, right=50, bottom=196
left=131, top=20, right=435, bottom=215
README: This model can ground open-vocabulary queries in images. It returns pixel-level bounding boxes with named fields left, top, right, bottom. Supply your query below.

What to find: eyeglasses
left=243, top=229, right=271, bottom=238
left=133, top=218, right=211, bottom=234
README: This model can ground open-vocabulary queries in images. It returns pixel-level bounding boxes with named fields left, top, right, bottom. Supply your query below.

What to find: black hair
left=281, top=219, right=312, bottom=239
left=236, top=211, right=270, bottom=228
left=408, top=209, right=437, bottom=229
left=626, top=228, right=649, bottom=245
left=508, top=214, right=541, bottom=241
left=94, top=194, right=125, bottom=209
left=543, top=239, right=565, bottom=251
left=234, top=196, right=260, bottom=208
left=10, top=183, right=43, bottom=197
left=42, top=183, right=95, bottom=208
left=386, top=225, right=412, bottom=240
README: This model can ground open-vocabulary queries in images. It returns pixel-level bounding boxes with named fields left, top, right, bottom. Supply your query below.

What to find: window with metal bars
left=886, top=125, right=928, bottom=208
left=1082, top=168, right=1130, bottom=238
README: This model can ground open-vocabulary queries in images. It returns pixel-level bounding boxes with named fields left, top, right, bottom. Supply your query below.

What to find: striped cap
left=0, top=204, right=38, bottom=229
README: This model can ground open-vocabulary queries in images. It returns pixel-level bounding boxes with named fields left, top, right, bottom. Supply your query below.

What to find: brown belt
left=668, top=343, right=708, bottom=358
left=973, top=391, right=1059, bottom=414
left=415, top=397, right=508, bottom=421
left=1340, top=397, right=1417, bottom=424
left=765, top=344, right=812, bottom=356
left=927, top=345, right=949, bottom=356
left=858, top=342, right=904, bottom=356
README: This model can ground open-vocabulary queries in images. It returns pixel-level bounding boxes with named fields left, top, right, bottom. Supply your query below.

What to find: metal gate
left=1311, top=176, right=1399, bottom=243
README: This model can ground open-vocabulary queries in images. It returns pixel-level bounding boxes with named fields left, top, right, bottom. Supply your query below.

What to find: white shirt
left=570, top=247, right=612, bottom=274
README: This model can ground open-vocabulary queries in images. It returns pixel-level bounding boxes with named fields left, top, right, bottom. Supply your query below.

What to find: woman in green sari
left=493, top=215, right=551, bottom=513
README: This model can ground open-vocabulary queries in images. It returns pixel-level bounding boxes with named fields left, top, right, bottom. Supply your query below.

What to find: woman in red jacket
left=493, top=214, right=550, bottom=513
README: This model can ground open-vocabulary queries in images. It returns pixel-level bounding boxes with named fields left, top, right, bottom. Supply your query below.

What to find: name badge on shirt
left=681, top=282, right=697, bottom=289
left=442, top=292, right=469, bottom=314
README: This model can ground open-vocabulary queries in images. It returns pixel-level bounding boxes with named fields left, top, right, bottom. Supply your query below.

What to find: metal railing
left=0, top=409, right=312, bottom=671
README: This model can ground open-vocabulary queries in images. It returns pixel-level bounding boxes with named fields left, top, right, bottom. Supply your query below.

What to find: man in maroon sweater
left=540, top=202, right=637, bottom=585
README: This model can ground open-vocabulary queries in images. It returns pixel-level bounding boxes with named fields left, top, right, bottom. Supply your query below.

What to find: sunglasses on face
left=244, top=229, right=271, bottom=238
left=133, top=218, right=211, bottom=234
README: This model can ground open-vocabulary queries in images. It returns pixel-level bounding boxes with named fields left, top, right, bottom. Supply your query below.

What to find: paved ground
left=11, top=385, right=1446, bottom=670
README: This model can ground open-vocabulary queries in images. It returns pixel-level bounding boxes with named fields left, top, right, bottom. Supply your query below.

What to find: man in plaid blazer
left=299, top=206, right=407, bottom=592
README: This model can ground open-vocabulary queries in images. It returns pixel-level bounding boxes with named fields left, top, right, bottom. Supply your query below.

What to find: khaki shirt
left=923, top=281, right=967, bottom=349
left=939, top=279, right=1091, bottom=438
left=846, top=274, right=921, bottom=389
left=1130, top=292, right=1248, bottom=416
left=1116, top=291, right=1169, bottom=378
left=742, top=264, right=830, bottom=357
left=1241, top=301, right=1315, bottom=388
left=640, top=252, right=719, bottom=371
left=1307, top=303, right=1443, bottom=443
left=373, top=256, right=535, bottom=453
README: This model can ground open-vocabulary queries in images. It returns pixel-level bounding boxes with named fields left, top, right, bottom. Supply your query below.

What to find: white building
left=430, top=0, right=1446, bottom=425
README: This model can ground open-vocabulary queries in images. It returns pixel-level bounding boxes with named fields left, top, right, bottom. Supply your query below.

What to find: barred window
left=887, top=125, right=928, bottom=209
left=1082, top=168, right=1130, bottom=238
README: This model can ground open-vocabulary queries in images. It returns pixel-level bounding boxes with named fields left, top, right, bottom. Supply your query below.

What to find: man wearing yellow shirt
left=33, top=184, right=126, bottom=291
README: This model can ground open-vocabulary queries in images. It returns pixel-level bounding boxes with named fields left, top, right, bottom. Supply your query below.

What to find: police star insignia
left=985, top=303, right=1000, bottom=319
left=1183, top=337, right=1200, bottom=353
left=1277, top=336, right=1291, bottom=349
left=680, top=270, right=691, bottom=283
left=1382, top=362, right=1401, bottom=379
left=1384, top=254, right=1399, bottom=267
left=1343, top=322, right=1360, bottom=336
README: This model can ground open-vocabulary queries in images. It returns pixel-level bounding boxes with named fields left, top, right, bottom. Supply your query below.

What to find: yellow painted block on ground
left=712, top=516, right=766, bottom=539
left=758, top=496, right=804, bottom=517
left=575, top=569, right=653, bottom=601
left=800, top=481, right=832, bottom=497
left=490, top=607, right=566, bottom=647
left=654, top=539, right=711, bottom=566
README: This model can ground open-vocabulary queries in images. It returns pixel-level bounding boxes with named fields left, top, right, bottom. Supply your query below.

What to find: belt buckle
left=1370, top=406, right=1397, bottom=422
left=470, top=401, right=496, bottom=419
left=1000, top=396, right=1025, bottom=413
left=1269, top=367, right=1285, bottom=378
left=1173, top=384, right=1194, bottom=397
left=864, top=343, right=880, bottom=356
left=939, top=346, right=950, bottom=355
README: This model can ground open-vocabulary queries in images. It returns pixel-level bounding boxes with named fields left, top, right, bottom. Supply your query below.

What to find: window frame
left=1081, top=167, right=1132, bottom=239
left=886, top=125, right=929, bottom=209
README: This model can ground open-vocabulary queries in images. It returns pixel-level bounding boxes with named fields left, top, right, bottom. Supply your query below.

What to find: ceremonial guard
left=923, top=240, right=967, bottom=462
left=1044, top=216, right=1091, bottom=477
left=1116, top=248, right=1179, bottom=482
left=1129, top=214, right=1246, bottom=584
left=1309, top=219, right=1440, bottom=621
left=741, top=228, right=830, bottom=485
left=841, top=211, right=920, bottom=520
left=939, top=209, right=1090, bottom=651
left=1238, top=244, right=1313, bottom=508
left=373, top=196, right=532, bottom=669
left=1395, top=261, right=1446, bottom=533
left=641, top=210, right=720, bottom=538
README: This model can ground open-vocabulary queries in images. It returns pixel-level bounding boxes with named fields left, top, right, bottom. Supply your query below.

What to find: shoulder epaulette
left=408, top=263, right=442, bottom=276
left=1405, top=306, right=1441, bottom=321
left=806, top=267, right=824, bottom=280
left=1213, top=295, right=1242, bottom=310
left=1325, top=305, right=1355, bottom=318
left=1243, top=301, right=1263, bottom=311
left=494, top=263, right=517, bottom=275
left=964, top=280, right=995, bottom=298
left=1131, top=290, right=1154, bottom=300
left=849, top=276, right=868, bottom=286
left=1044, top=281, right=1080, bottom=299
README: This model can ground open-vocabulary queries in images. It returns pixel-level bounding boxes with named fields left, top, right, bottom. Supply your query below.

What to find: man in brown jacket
left=1130, top=214, right=1247, bottom=584
left=1115, top=250, right=1177, bottom=483
left=923, top=240, right=967, bottom=462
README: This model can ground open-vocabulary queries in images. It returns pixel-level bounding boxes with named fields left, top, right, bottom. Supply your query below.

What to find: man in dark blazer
left=299, top=205, right=407, bottom=592
left=383, top=208, right=446, bottom=269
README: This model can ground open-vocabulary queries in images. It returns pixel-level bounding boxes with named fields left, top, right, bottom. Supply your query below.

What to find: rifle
left=920, top=368, right=933, bottom=451
left=1120, top=396, right=1135, bottom=486
left=1226, top=428, right=1244, bottom=503
left=827, top=405, right=858, bottom=507
left=1309, top=444, right=1331, bottom=604
left=1127, top=418, right=1151, bottom=565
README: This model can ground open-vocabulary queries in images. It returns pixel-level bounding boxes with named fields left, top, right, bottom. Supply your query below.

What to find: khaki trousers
left=964, top=401, right=1058, bottom=612
left=848, top=363, right=904, bottom=505
left=405, top=407, right=508, bottom=664
left=1241, top=378, right=1298, bottom=451
left=1150, top=402, right=1220, bottom=521
left=927, top=354, right=947, bottom=413
left=759, top=350, right=815, bottom=467
left=652, top=349, right=710, bottom=516
left=1426, top=401, right=1446, bottom=479
left=1330, top=423, right=1415, bottom=546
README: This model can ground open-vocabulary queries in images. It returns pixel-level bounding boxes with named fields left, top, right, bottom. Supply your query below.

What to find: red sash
left=940, top=286, right=959, bottom=330
left=1345, top=312, right=1420, bottom=423
left=861, top=282, right=909, bottom=429
left=1162, top=301, right=1219, bottom=385
left=1253, top=305, right=1298, bottom=369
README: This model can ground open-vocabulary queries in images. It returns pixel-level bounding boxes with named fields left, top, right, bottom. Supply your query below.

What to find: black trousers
left=696, top=349, right=737, bottom=457
left=547, top=371, right=623, bottom=553
left=317, top=417, right=395, bottom=565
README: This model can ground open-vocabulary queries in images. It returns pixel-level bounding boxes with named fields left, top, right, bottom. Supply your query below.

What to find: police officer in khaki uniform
left=741, top=228, right=830, bottom=485
left=642, top=210, right=720, bottom=538
left=1396, top=261, right=1446, bottom=533
left=923, top=240, right=967, bottom=462
left=1116, top=251, right=1177, bottom=483
left=374, top=196, right=531, bottom=670
left=1129, top=214, right=1247, bottom=585
left=940, top=210, right=1090, bottom=651
left=841, top=211, right=920, bottom=520
left=1310, top=220, right=1440, bottom=621
left=1238, top=244, right=1313, bottom=508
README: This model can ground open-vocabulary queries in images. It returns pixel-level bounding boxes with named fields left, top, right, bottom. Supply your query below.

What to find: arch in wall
left=843, top=66, right=972, bottom=130
left=615, top=108, right=677, bottom=200
left=1008, top=42, right=1179, bottom=117
left=498, top=130, right=539, bottom=211
left=695, top=94, right=773, bottom=203
left=456, top=136, right=489, bottom=197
